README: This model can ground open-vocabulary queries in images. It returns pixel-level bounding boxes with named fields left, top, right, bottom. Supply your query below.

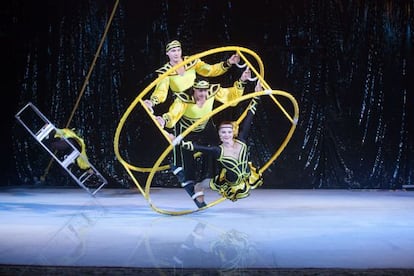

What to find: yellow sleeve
left=194, top=59, right=230, bottom=77
left=150, top=76, right=170, bottom=106
left=214, top=80, right=246, bottom=106
left=162, top=98, right=187, bottom=129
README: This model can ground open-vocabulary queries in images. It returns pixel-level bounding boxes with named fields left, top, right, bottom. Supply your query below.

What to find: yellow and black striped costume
left=162, top=80, right=246, bottom=186
left=149, top=56, right=231, bottom=106
left=181, top=102, right=263, bottom=201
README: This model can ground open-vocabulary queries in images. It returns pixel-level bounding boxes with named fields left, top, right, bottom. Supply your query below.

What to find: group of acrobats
left=41, top=40, right=265, bottom=208
left=143, top=40, right=264, bottom=208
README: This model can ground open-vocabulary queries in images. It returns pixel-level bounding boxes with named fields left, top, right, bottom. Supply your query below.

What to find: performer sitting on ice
left=143, top=39, right=240, bottom=112
left=180, top=81, right=264, bottom=206
left=155, top=68, right=252, bottom=208
left=48, top=128, right=91, bottom=171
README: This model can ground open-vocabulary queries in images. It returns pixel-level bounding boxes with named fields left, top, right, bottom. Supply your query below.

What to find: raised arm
left=238, top=81, right=262, bottom=141
left=214, top=67, right=251, bottom=105
left=195, top=53, right=240, bottom=77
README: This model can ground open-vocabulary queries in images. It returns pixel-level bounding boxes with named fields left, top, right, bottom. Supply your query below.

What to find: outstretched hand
left=167, top=132, right=175, bottom=141
left=155, top=116, right=165, bottom=128
left=227, top=53, right=240, bottom=65
left=143, top=99, right=154, bottom=114
left=255, top=80, right=263, bottom=92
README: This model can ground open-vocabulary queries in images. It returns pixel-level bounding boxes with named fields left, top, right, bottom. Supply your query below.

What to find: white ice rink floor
left=1, top=187, right=414, bottom=272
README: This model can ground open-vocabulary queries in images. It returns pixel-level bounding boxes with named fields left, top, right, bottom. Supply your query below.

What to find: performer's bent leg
left=181, top=148, right=197, bottom=199
left=170, top=164, right=185, bottom=183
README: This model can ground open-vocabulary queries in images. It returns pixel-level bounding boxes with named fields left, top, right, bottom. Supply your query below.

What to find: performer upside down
left=180, top=81, right=264, bottom=205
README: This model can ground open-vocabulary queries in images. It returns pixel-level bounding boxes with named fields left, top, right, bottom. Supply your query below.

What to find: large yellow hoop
left=113, top=46, right=299, bottom=215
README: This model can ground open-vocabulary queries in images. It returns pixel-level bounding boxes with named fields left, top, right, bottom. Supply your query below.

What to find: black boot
left=192, top=191, right=206, bottom=208
left=182, top=180, right=207, bottom=208
left=194, top=199, right=206, bottom=208
left=192, top=191, right=207, bottom=208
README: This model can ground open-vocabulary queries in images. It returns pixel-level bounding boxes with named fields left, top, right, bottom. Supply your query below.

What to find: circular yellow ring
left=113, top=46, right=299, bottom=215
left=146, top=90, right=298, bottom=215
left=114, top=46, right=264, bottom=173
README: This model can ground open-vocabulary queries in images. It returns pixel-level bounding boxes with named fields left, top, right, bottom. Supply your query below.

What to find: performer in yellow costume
left=49, top=128, right=91, bottom=170
left=180, top=82, right=263, bottom=205
left=155, top=68, right=252, bottom=208
left=144, top=40, right=240, bottom=111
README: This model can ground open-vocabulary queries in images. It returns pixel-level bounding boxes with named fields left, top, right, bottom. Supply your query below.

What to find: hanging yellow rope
left=65, top=0, right=120, bottom=127
left=41, top=0, right=120, bottom=181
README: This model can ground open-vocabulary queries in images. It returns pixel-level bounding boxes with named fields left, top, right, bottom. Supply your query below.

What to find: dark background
left=1, top=0, right=413, bottom=190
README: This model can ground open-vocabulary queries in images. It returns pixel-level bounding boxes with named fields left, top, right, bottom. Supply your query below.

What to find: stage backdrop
left=5, top=0, right=413, bottom=189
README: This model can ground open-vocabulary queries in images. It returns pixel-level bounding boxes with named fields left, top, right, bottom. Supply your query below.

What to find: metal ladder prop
left=15, top=102, right=107, bottom=196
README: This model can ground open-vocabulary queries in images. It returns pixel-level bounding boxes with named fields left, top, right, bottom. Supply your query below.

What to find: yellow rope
left=66, top=0, right=120, bottom=127
left=42, top=0, right=120, bottom=181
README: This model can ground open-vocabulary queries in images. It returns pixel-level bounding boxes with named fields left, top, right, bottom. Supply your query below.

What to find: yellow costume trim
left=207, top=139, right=254, bottom=201
left=163, top=81, right=244, bottom=130
left=113, top=46, right=299, bottom=215
left=248, top=162, right=263, bottom=189
left=210, top=175, right=250, bottom=202
left=150, top=56, right=229, bottom=106
left=193, top=80, right=210, bottom=89
left=165, top=40, right=181, bottom=52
